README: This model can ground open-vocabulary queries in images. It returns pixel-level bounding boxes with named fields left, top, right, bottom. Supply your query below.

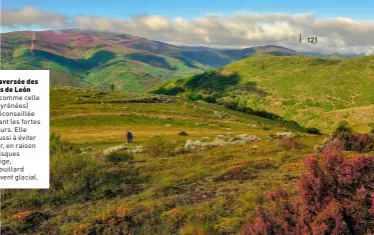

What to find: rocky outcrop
left=103, top=145, right=143, bottom=156
left=270, top=132, right=294, bottom=139
left=184, top=134, right=261, bottom=151
left=103, top=145, right=129, bottom=156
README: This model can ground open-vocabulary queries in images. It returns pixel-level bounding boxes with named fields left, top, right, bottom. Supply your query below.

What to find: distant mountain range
left=0, top=29, right=367, bottom=91
left=1, top=29, right=298, bottom=91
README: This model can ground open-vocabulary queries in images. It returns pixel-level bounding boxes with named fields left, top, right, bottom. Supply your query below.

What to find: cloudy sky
left=1, top=0, right=374, bottom=55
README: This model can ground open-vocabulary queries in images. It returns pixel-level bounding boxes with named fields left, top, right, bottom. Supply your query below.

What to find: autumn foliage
left=242, top=145, right=374, bottom=234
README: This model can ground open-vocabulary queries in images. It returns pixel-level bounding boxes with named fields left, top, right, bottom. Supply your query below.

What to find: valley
left=1, top=29, right=374, bottom=234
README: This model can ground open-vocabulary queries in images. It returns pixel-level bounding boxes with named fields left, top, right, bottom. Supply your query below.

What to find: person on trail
left=126, top=130, right=133, bottom=144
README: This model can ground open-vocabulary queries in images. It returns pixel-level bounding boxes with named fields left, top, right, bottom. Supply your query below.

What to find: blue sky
left=2, top=0, right=374, bottom=20
left=2, top=0, right=374, bottom=54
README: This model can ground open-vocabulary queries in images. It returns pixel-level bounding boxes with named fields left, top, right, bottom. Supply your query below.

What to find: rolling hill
left=152, top=54, right=374, bottom=132
left=1, top=29, right=298, bottom=91
left=1, top=30, right=209, bottom=91
left=1, top=86, right=325, bottom=234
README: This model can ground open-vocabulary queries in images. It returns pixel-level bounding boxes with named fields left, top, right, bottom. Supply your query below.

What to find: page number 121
left=307, top=37, right=317, bottom=44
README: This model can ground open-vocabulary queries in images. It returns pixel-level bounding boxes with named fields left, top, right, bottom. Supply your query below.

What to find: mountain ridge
left=1, top=29, right=300, bottom=91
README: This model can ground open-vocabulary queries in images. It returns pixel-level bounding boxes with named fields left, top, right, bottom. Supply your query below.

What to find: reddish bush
left=242, top=146, right=374, bottom=235
left=331, top=131, right=374, bottom=153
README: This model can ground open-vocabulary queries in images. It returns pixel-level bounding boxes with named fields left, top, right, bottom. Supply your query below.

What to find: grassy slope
left=1, top=30, right=300, bottom=92
left=2, top=86, right=324, bottom=234
left=1, top=31, right=207, bottom=91
left=153, top=55, right=374, bottom=132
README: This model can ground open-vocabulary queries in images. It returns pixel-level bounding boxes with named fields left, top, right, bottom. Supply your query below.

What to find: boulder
left=128, top=146, right=143, bottom=154
left=232, top=134, right=261, bottom=142
left=271, top=132, right=294, bottom=139
left=184, top=134, right=261, bottom=152
left=103, top=145, right=128, bottom=156
left=213, top=111, right=229, bottom=118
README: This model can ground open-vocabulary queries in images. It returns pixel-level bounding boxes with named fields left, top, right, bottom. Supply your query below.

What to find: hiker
left=126, top=130, right=133, bottom=144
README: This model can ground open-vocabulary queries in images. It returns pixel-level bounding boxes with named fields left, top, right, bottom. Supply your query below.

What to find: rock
left=271, top=132, right=294, bottom=139
left=184, top=134, right=261, bottom=152
left=165, top=124, right=172, bottom=127
left=213, top=111, right=229, bottom=118
left=232, top=134, right=261, bottom=143
left=103, top=145, right=128, bottom=156
left=195, top=122, right=206, bottom=126
left=129, top=146, right=143, bottom=154
left=185, top=140, right=205, bottom=151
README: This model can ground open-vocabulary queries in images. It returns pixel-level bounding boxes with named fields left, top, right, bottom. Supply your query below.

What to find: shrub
left=242, top=147, right=374, bottom=235
left=214, top=218, right=243, bottom=234
left=152, top=86, right=185, bottom=96
left=144, top=136, right=178, bottom=157
left=2, top=137, right=140, bottom=211
left=178, top=131, right=189, bottom=136
left=105, top=150, right=133, bottom=163
left=185, top=91, right=203, bottom=101
left=203, top=96, right=216, bottom=103
left=50, top=132, right=80, bottom=155
left=331, top=131, right=374, bottom=153
left=336, top=120, right=352, bottom=133
left=161, top=208, right=187, bottom=233
left=306, top=127, right=321, bottom=135
left=180, top=224, right=207, bottom=235
left=276, top=137, right=304, bottom=150
left=109, top=83, right=115, bottom=92
left=9, top=211, right=49, bottom=233
left=369, top=123, right=374, bottom=134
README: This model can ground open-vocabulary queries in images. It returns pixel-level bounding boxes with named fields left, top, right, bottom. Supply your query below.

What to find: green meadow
left=1, top=86, right=325, bottom=234
left=154, top=55, right=374, bottom=132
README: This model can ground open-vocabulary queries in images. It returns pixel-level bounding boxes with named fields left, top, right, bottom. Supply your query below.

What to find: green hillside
left=1, top=30, right=299, bottom=91
left=1, top=86, right=325, bottom=234
left=153, top=55, right=374, bottom=132
left=0, top=30, right=208, bottom=91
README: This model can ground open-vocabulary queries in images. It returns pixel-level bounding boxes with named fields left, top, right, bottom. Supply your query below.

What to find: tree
left=242, top=145, right=374, bottom=235
left=109, top=83, right=115, bottom=92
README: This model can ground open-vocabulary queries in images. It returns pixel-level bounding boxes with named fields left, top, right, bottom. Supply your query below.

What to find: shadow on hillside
left=185, top=70, right=241, bottom=91
left=174, top=55, right=199, bottom=69
left=126, top=53, right=176, bottom=70
left=237, top=81, right=267, bottom=96
left=180, top=51, right=232, bottom=67
left=32, top=49, right=116, bottom=71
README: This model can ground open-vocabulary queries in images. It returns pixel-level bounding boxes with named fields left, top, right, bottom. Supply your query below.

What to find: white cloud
left=1, top=7, right=374, bottom=54
left=1, top=7, right=69, bottom=28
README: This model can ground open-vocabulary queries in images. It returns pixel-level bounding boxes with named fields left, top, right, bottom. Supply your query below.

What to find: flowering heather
left=242, top=146, right=374, bottom=235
